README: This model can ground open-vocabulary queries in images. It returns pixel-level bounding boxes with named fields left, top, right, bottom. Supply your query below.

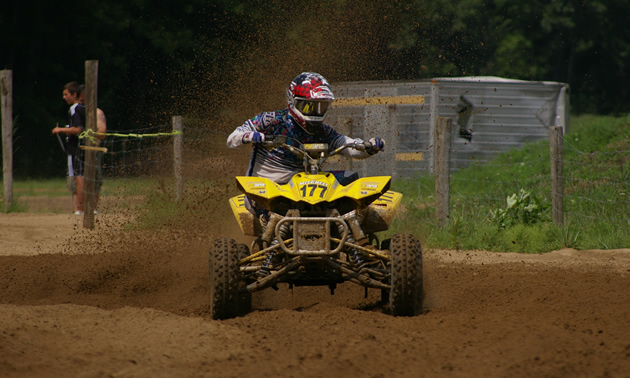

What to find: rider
left=227, top=72, right=385, bottom=185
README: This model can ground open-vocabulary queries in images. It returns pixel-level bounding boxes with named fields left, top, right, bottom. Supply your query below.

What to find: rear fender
left=361, top=190, right=403, bottom=233
left=229, top=194, right=259, bottom=236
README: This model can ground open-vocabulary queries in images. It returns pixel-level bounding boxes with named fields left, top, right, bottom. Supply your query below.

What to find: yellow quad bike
left=209, top=136, right=423, bottom=319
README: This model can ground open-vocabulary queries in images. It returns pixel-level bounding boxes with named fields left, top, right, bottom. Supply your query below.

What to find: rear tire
left=388, top=233, right=423, bottom=316
left=209, top=238, right=244, bottom=320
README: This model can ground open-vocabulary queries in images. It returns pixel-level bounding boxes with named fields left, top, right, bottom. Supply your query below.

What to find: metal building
left=326, top=77, right=569, bottom=178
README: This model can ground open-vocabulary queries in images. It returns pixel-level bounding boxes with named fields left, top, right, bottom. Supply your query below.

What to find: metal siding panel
left=328, top=78, right=567, bottom=177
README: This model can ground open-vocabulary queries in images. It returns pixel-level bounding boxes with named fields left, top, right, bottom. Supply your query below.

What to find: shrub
left=489, top=189, right=550, bottom=230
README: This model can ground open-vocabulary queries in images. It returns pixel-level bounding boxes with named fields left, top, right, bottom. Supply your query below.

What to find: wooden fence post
left=434, top=116, right=452, bottom=227
left=549, top=126, right=564, bottom=226
left=1, top=70, right=13, bottom=212
left=173, top=116, right=183, bottom=203
left=83, top=60, right=98, bottom=229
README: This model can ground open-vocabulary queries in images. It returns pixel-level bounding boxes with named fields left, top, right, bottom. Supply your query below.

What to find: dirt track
left=1, top=201, right=629, bottom=377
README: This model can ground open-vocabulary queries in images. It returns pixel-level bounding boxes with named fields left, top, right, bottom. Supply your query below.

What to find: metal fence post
left=435, top=116, right=452, bottom=227
left=549, top=126, right=564, bottom=226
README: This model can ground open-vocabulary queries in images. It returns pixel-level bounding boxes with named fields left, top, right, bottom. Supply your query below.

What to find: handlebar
left=258, top=135, right=374, bottom=174
left=329, top=140, right=372, bottom=156
left=261, top=134, right=288, bottom=148
left=262, top=135, right=370, bottom=153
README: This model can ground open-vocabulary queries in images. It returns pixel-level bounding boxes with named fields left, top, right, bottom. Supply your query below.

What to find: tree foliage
left=1, top=0, right=628, bottom=177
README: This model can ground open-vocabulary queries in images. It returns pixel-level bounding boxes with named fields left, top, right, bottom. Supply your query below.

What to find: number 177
left=301, top=184, right=328, bottom=198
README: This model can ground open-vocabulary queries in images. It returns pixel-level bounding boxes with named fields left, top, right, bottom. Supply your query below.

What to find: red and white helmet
left=287, top=72, right=335, bottom=134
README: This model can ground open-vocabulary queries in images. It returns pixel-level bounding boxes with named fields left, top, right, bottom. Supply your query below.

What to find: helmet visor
left=295, top=100, right=330, bottom=116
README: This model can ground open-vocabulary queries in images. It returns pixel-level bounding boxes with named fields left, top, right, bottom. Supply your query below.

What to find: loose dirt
left=1, top=197, right=629, bottom=377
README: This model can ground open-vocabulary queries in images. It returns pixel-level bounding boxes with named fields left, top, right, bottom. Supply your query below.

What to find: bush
left=489, top=189, right=550, bottom=230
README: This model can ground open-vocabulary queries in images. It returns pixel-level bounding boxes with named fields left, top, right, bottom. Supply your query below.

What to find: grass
left=387, top=114, right=630, bottom=252
left=7, top=178, right=68, bottom=197
left=0, top=179, right=68, bottom=213
left=3, top=114, right=628, bottom=253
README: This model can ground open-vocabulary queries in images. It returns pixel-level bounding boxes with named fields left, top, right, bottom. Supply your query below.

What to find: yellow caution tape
left=78, top=129, right=183, bottom=144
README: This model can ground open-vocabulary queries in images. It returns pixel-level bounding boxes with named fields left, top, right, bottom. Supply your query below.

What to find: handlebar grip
left=353, top=141, right=370, bottom=151
left=262, top=134, right=287, bottom=147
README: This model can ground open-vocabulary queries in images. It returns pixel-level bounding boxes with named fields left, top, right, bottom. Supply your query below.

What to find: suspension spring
left=256, top=248, right=275, bottom=277
left=338, top=222, right=364, bottom=267
left=263, top=250, right=275, bottom=268
left=350, top=248, right=365, bottom=267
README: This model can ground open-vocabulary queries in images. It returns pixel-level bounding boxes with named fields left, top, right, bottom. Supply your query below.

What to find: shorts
left=67, top=151, right=84, bottom=177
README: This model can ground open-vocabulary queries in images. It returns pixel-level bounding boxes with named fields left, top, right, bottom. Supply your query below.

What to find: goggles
left=295, top=100, right=330, bottom=116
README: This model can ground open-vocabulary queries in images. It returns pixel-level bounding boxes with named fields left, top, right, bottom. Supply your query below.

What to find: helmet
left=287, top=72, right=335, bottom=134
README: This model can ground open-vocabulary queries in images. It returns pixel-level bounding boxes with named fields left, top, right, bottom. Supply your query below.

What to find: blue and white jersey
left=227, top=109, right=370, bottom=183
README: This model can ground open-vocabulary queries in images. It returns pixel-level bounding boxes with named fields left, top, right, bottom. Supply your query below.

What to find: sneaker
left=74, top=211, right=84, bottom=215
left=93, top=210, right=98, bottom=215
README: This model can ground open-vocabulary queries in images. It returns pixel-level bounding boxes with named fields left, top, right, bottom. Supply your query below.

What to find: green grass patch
left=3, top=178, right=68, bottom=197
left=388, top=113, right=630, bottom=252
left=3, top=114, right=627, bottom=252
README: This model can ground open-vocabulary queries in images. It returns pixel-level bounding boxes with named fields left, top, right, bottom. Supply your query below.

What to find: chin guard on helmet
left=287, top=72, right=335, bottom=134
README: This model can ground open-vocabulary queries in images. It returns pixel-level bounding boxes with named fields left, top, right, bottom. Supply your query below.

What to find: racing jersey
left=227, top=109, right=370, bottom=183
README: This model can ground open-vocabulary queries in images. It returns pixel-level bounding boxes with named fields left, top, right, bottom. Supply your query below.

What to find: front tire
left=236, top=243, right=252, bottom=313
left=388, top=233, right=423, bottom=316
left=209, top=238, right=244, bottom=320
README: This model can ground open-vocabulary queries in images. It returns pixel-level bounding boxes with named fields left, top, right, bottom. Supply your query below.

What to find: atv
left=209, top=135, right=423, bottom=319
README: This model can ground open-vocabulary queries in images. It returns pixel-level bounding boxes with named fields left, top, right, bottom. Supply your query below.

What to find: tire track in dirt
left=1, top=233, right=629, bottom=377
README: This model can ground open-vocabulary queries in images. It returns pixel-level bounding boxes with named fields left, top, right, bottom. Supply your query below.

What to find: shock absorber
left=277, top=221, right=291, bottom=242
left=257, top=250, right=275, bottom=277
left=337, top=221, right=364, bottom=267
left=349, top=245, right=365, bottom=267
left=258, top=218, right=292, bottom=277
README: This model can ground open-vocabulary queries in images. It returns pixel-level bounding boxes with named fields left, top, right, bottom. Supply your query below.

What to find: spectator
left=52, top=81, right=85, bottom=215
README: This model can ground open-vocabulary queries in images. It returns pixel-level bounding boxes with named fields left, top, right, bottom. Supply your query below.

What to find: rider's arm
left=339, top=136, right=372, bottom=159
left=228, top=112, right=279, bottom=148
left=227, top=118, right=259, bottom=148
left=227, top=127, right=249, bottom=148
left=323, top=125, right=372, bottom=159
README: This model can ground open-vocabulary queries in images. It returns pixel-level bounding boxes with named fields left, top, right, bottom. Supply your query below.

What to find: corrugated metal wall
left=325, top=77, right=569, bottom=178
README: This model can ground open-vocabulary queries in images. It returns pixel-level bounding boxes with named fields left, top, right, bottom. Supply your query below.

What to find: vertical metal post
left=173, top=116, right=183, bottom=203
left=549, top=126, right=564, bottom=226
left=1, top=70, right=13, bottom=212
left=429, top=79, right=440, bottom=174
left=434, top=116, right=452, bottom=227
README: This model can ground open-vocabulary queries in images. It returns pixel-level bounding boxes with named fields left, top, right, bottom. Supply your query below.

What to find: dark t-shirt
left=66, top=103, right=85, bottom=156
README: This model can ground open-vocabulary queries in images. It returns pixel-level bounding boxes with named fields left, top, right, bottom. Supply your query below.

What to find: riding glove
left=367, top=137, right=385, bottom=155
left=242, top=132, right=265, bottom=144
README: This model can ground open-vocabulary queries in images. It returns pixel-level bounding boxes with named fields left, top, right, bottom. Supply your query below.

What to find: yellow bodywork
left=229, top=173, right=402, bottom=236
left=229, top=194, right=260, bottom=236
left=358, top=189, right=403, bottom=233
